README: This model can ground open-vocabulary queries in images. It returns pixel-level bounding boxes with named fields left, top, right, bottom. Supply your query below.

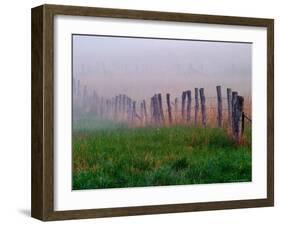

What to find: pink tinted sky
left=73, top=35, right=252, bottom=101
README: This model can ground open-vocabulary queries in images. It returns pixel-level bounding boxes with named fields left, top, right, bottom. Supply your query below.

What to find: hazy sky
left=73, top=35, right=252, bottom=100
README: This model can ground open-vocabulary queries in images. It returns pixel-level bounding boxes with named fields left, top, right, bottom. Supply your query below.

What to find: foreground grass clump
left=72, top=125, right=251, bottom=190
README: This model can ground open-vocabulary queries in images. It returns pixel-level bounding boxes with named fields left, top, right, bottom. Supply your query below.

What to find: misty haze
left=72, top=34, right=252, bottom=190
left=73, top=35, right=252, bottom=100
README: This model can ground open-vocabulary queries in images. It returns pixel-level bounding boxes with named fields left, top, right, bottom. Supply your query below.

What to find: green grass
left=72, top=118, right=252, bottom=190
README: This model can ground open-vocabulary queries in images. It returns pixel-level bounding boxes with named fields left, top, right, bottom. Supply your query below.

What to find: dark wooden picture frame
left=31, top=4, right=274, bottom=221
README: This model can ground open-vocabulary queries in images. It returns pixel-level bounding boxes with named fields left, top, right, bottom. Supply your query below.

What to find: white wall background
left=0, top=0, right=279, bottom=225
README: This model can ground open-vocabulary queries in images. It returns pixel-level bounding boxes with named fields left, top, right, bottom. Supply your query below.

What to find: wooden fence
left=73, top=79, right=250, bottom=142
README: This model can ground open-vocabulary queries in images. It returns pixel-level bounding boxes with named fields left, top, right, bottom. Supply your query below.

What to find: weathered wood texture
left=199, top=88, right=207, bottom=127
left=181, top=91, right=187, bottom=120
left=166, top=93, right=172, bottom=124
left=174, top=97, right=178, bottom=122
left=232, top=95, right=244, bottom=142
left=231, top=91, right=238, bottom=134
left=194, top=88, right=199, bottom=125
left=158, top=93, right=165, bottom=123
left=186, top=90, right=191, bottom=123
left=216, top=85, right=223, bottom=127
left=227, top=88, right=232, bottom=127
left=143, top=100, right=148, bottom=124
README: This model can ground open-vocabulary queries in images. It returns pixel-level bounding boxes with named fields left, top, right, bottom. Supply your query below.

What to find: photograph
left=72, top=34, right=252, bottom=190
left=30, top=4, right=274, bottom=221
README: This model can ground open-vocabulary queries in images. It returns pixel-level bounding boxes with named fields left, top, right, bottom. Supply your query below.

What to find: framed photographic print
left=31, top=4, right=274, bottom=221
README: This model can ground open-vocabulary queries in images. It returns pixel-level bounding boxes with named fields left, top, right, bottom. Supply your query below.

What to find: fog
left=73, top=35, right=251, bottom=100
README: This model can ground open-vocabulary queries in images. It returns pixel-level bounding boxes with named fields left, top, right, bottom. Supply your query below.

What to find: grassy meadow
left=72, top=114, right=252, bottom=190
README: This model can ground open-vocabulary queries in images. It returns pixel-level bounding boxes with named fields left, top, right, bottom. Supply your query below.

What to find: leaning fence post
left=153, top=95, right=159, bottom=124
left=174, top=97, right=178, bottom=123
left=126, top=97, right=130, bottom=122
left=122, top=94, right=126, bottom=120
left=150, top=97, right=154, bottom=124
left=216, top=85, right=223, bottom=127
left=181, top=91, right=187, bottom=121
left=125, top=97, right=129, bottom=121
left=155, top=94, right=161, bottom=124
left=232, top=94, right=244, bottom=142
left=194, top=88, right=199, bottom=125
left=140, top=102, right=144, bottom=125
left=166, top=93, right=172, bottom=124
left=118, top=94, right=122, bottom=118
left=110, top=99, right=113, bottom=118
left=155, top=95, right=161, bottom=125
left=112, top=97, right=115, bottom=119
left=132, top=101, right=136, bottom=123
left=157, top=93, right=165, bottom=124
left=105, top=99, right=110, bottom=117
left=237, top=96, right=244, bottom=142
left=227, top=88, right=232, bottom=128
left=199, top=88, right=206, bottom=127
left=186, top=90, right=191, bottom=123
left=114, top=96, right=118, bottom=120
left=231, top=91, right=238, bottom=135
left=142, top=100, right=148, bottom=125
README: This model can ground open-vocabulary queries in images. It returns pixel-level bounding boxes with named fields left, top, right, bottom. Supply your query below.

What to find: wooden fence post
left=216, top=85, right=223, bottom=127
left=231, top=91, right=238, bottom=135
left=157, top=93, right=165, bottom=123
left=91, top=91, right=97, bottom=113
left=109, top=99, right=113, bottom=117
left=166, top=93, right=172, bottom=124
left=140, top=102, right=144, bottom=125
left=194, top=88, right=199, bottom=125
left=114, top=96, right=118, bottom=120
left=199, top=88, right=207, bottom=127
left=152, top=95, right=157, bottom=124
left=105, top=99, right=109, bottom=117
left=122, top=94, right=126, bottom=120
left=132, top=101, right=136, bottom=123
left=237, top=96, right=244, bottom=141
left=155, top=94, right=161, bottom=124
left=118, top=94, right=122, bottom=118
left=232, top=94, right=244, bottom=142
left=109, top=99, right=113, bottom=118
left=143, top=100, right=147, bottom=125
left=127, top=97, right=132, bottom=122
left=174, top=97, right=178, bottom=123
left=150, top=97, right=154, bottom=124
left=125, top=96, right=128, bottom=120
left=227, top=88, right=232, bottom=128
left=186, top=90, right=191, bottom=123
left=181, top=91, right=187, bottom=121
